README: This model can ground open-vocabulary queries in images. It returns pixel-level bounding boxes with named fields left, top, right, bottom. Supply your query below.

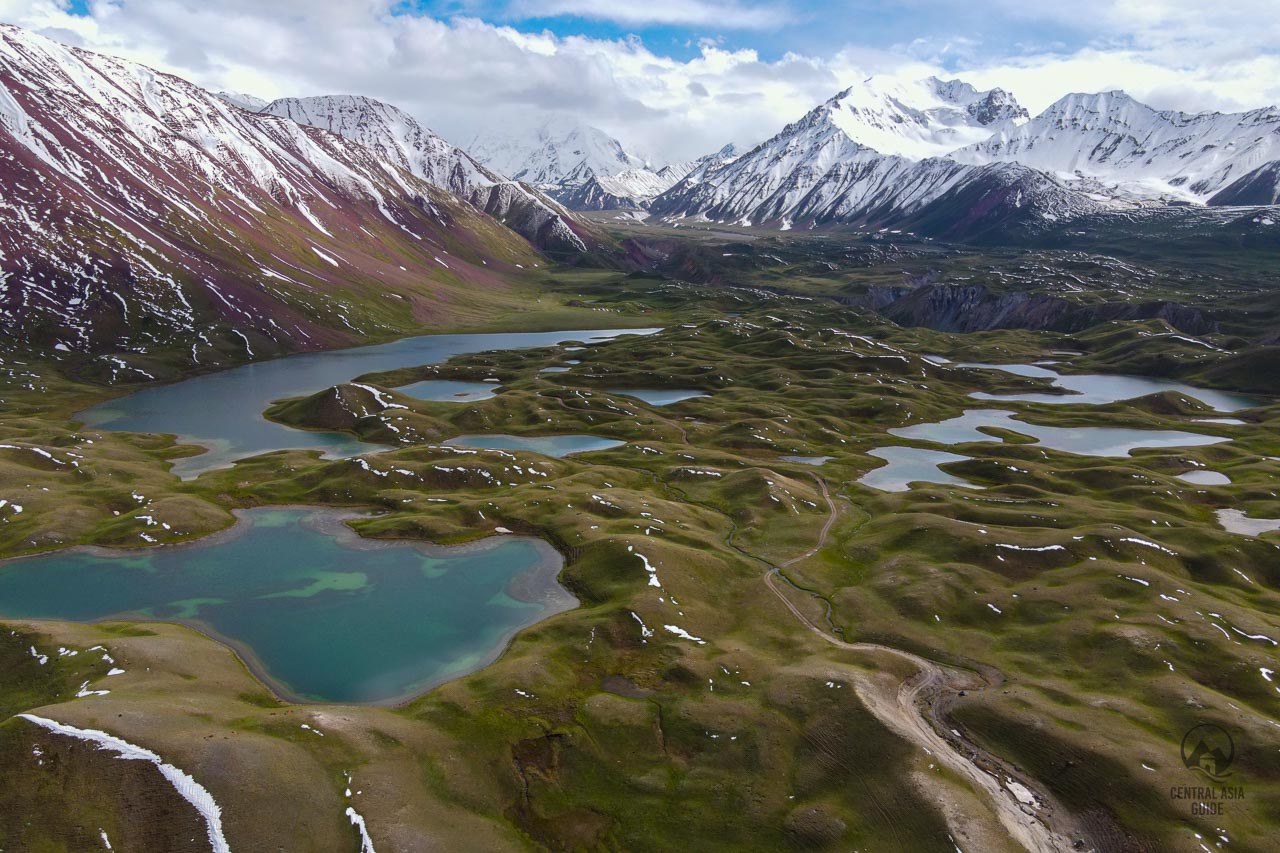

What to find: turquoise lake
left=0, top=508, right=573, bottom=704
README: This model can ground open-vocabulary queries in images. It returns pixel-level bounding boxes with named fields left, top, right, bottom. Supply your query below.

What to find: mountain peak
left=468, top=116, right=648, bottom=188
left=817, top=76, right=1027, bottom=159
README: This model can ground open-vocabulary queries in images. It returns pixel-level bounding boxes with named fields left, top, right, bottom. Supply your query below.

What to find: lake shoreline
left=0, top=506, right=579, bottom=707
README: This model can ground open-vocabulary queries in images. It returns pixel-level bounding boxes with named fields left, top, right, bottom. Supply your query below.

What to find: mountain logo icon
left=1181, top=724, right=1235, bottom=780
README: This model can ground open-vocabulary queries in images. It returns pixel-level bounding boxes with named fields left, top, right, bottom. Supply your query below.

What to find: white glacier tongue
left=951, top=89, right=1280, bottom=202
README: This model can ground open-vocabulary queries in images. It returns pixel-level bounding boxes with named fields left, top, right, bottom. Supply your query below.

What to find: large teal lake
left=0, top=508, right=574, bottom=704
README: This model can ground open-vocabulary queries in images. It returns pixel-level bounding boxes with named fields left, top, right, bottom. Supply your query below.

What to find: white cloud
left=958, top=48, right=1280, bottom=115
left=512, top=0, right=792, bottom=29
left=0, top=0, right=1276, bottom=164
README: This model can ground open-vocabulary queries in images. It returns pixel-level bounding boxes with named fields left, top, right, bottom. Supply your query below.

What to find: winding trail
left=781, top=475, right=837, bottom=568
left=524, top=386, right=1083, bottom=851
left=764, top=474, right=1085, bottom=853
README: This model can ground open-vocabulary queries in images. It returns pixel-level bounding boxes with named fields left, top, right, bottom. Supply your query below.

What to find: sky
left=3, top=0, right=1280, bottom=162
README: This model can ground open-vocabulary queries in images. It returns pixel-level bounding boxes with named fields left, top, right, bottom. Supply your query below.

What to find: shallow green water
left=0, top=508, right=573, bottom=703
left=782, top=455, right=834, bottom=466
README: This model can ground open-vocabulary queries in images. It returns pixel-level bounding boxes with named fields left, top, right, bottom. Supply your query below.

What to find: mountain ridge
left=260, top=95, right=588, bottom=252
left=0, top=23, right=585, bottom=373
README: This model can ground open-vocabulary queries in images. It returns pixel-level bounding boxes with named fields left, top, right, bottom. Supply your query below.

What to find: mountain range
left=467, top=76, right=1280, bottom=231
left=0, top=23, right=592, bottom=372
left=648, top=78, right=1280, bottom=231
left=467, top=117, right=699, bottom=210
left=951, top=90, right=1280, bottom=205
left=0, top=20, right=1277, bottom=370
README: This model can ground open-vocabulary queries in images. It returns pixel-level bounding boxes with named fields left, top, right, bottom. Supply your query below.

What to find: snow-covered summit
left=260, top=95, right=585, bottom=248
left=468, top=116, right=650, bottom=188
left=952, top=90, right=1280, bottom=201
left=817, top=76, right=1029, bottom=160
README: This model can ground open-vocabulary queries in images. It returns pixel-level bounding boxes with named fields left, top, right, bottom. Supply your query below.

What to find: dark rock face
left=867, top=283, right=1216, bottom=335
left=968, top=88, right=1029, bottom=126
left=1208, top=161, right=1280, bottom=206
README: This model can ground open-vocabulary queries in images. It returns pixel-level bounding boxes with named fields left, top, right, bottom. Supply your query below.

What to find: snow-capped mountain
left=0, top=24, right=587, bottom=369
left=469, top=116, right=649, bottom=188
left=817, top=76, right=1027, bottom=159
left=651, top=80, right=1099, bottom=235
left=466, top=116, right=702, bottom=209
left=215, top=90, right=268, bottom=111
left=261, top=95, right=583, bottom=247
left=555, top=143, right=744, bottom=211
left=952, top=91, right=1280, bottom=202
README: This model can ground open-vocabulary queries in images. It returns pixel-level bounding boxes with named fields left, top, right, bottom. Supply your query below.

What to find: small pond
left=858, top=447, right=978, bottom=492
left=396, top=380, right=499, bottom=403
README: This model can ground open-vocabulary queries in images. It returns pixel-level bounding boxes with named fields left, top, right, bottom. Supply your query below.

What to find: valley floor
left=1, top=240, right=1278, bottom=852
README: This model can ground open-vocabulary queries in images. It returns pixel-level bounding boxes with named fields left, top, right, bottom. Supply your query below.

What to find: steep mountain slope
left=650, top=83, right=1101, bottom=236
left=1207, top=161, right=1280, bottom=206
left=0, top=24, right=575, bottom=374
left=953, top=91, right=1280, bottom=202
left=261, top=96, right=587, bottom=251
left=215, top=91, right=268, bottom=111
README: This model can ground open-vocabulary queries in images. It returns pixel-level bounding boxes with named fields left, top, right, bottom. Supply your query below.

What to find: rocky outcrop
left=867, top=284, right=1216, bottom=335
